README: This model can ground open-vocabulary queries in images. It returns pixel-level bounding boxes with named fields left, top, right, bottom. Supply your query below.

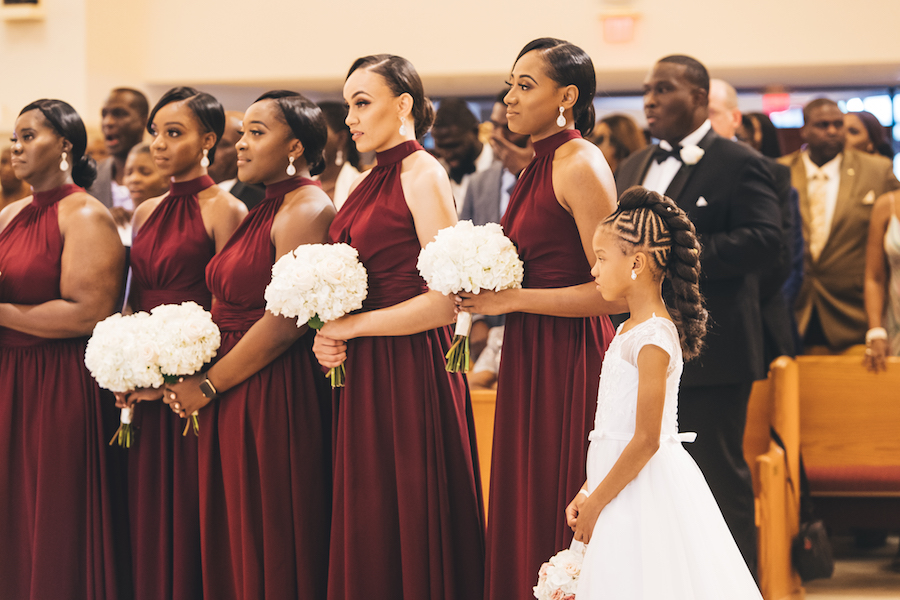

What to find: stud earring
left=399, top=118, right=408, bottom=137
left=59, top=151, right=69, bottom=171
left=336, top=149, right=344, bottom=167
left=631, top=270, right=637, bottom=281
left=286, top=156, right=296, bottom=176
left=556, top=106, right=566, bottom=128
left=200, top=149, right=210, bottom=168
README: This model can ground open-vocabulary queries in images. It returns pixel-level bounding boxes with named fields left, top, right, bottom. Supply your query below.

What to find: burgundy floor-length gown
left=200, top=177, right=332, bottom=600
left=485, top=130, right=615, bottom=600
left=327, top=140, right=485, bottom=600
left=0, top=184, right=120, bottom=599
left=127, top=175, right=216, bottom=600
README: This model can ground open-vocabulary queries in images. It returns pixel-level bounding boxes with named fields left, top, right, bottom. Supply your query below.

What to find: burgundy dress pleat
left=200, top=177, right=331, bottom=600
left=485, top=130, right=615, bottom=600
left=127, top=175, right=216, bottom=600
left=0, top=184, right=120, bottom=600
left=327, top=141, right=485, bottom=600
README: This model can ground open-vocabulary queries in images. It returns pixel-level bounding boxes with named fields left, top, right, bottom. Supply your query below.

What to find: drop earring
left=200, top=149, right=210, bottom=168
left=59, top=151, right=69, bottom=171
left=399, top=118, right=408, bottom=137
left=336, top=149, right=344, bottom=167
left=631, top=269, right=637, bottom=281
left=556, top=106, right=566, bottom=128
left=286, top=156, right=296, bottom=176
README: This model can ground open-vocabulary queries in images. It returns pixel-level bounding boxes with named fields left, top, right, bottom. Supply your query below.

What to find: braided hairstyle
left=602, top=186, right=708, bottom=359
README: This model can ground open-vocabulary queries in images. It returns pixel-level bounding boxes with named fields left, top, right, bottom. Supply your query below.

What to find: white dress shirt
left=802, top=150, right=842, bottom=245
left=642, top=120, right=712, bottom=195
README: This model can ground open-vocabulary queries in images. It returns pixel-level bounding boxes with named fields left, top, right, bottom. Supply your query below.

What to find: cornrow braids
left=605, top=186, right=708, bottom=359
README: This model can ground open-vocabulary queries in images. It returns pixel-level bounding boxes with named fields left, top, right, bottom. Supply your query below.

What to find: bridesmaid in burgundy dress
left=455, top=38, right=622, bottom=600
left=164, top=90, right=334, bottom=600
left=313, top=55, right=485, bottom=600
left=0, top=99, right=125, bottom=599
left=118, top=87, right=247, bottom=600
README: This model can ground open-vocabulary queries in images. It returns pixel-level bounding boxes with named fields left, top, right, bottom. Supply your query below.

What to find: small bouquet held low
left=417, top=220, right=524, bottom=372
left=85, top=302, right=221, bottom=446
left=265, top=243, right=368, bottom=388
left=533, top=546, right=584, bottom=600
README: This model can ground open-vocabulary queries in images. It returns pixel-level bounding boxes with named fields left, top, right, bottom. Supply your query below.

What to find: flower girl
left=563, top=186, right=762, bottom=598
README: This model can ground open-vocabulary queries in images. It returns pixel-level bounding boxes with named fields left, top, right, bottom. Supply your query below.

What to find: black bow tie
left=653, top=145, right=682, bottom=164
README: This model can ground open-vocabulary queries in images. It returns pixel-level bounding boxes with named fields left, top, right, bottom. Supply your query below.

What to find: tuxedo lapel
left=829, top=151, right=857, bottom=240
left=633, top=146, right=655, bottom=186
left=664, top=129, right=717, bottom=203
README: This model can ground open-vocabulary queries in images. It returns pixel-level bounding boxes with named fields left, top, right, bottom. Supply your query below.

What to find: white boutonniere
left=680, top=145, right=705, bottom=165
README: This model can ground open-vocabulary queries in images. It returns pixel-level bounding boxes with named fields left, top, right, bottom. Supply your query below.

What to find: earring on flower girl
left=286, top=156, right=296, bottom=177
left=200, top=148, right=210, bottom=168
left=556, top=106, right=566, bottom=128
left=631, top=269, right=637, bottom=281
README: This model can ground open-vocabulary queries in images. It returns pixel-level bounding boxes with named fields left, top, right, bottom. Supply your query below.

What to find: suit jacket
left=87, top=157, right=115, bottom=209
left=759, top=159, right=799, bottom=360
left=459, top=162, right=504, bottom=226
left=779, top=149, right=900, bottom=348
left=231, top=180, right=266, bottom=211
left=616, top=130, right=782, bottom=386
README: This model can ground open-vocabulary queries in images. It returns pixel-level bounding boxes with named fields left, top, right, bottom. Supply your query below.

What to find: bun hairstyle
left=19, top=99, right=97, bottom=188
left=516, top=38, right=596, bottom=137
left=603, top=186, right=708, bottom=359
left=346, top=54, right=435, bottom=139
left=147, top=87, right=225, bottom=166
left=256, top=91, right=328, bottom=177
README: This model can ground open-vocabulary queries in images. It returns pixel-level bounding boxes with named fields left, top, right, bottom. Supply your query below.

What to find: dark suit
left=87, top=157, right=116, bottom=209
left=616, top=129, right=782, bottom=576
left=460, top=162, right=504, bottom=226
left=230, top=180, right=266, bottom=211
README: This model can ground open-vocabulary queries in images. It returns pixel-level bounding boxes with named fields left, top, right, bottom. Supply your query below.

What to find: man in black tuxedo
left=615, top=55, right=782, bottom=577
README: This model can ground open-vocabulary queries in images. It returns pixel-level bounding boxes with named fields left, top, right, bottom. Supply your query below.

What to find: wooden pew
left=796, top=355, right=900, bottom=532
left=471, top=388, right=498, bottom=511
left=743, top=357, right=805, bottom=600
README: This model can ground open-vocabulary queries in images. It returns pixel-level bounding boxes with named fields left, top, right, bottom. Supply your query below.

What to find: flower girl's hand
left=573, top=495, right=603, bottom=545
left=566, top=490, right=587, bottom=531
left=313, top=333, right=347, bottom=369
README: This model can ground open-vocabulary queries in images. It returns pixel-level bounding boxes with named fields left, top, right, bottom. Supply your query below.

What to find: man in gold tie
left=780, top=98, right=900, bottom=352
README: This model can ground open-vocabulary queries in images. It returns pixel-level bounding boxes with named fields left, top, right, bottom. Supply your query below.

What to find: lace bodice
left=592, top=316, right=683, bottom=438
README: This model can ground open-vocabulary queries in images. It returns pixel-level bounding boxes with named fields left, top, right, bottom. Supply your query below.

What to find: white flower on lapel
left=680, top=145, right=705, bottom=165
left=862, top=190, right=876, bottom=205
left=695, top=196, right=708, bottom=207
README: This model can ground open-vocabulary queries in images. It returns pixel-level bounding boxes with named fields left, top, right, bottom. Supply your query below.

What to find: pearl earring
left=286, top=156, right=296, bottom=176
left=631, top=270, right=637, bottom=281
left=59, top=151, right=69, bottom=171
left=336, top=149, right=344, bottom=167
left=200, top=149, right=210, bottom=168
left=399, top=118, right=408, bottom=137
left=556, top=106, right=566, bottom=128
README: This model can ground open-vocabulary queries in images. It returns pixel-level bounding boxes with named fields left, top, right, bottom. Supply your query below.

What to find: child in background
left=119, top=142, right=169, bottom=245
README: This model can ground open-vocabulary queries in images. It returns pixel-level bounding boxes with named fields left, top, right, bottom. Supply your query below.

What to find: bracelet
left=578, top=489, right=590, bottom=498
left=866, top=327, right=888, bottom=345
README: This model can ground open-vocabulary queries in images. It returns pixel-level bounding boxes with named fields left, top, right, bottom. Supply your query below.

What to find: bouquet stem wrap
left=446, top=312, right=472, bottom=372
left=109, top=406, right=134, bottom=448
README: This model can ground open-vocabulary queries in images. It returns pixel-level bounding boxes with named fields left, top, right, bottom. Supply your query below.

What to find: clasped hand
left=454, top=289, right=510, bottom=316
left=114, top=387, right=164, bottom=409
left=565, top=489, right=602, bottom=544
left=313, top=320, right=349, bottom=369
left=163, top=373, right=211, bottom=418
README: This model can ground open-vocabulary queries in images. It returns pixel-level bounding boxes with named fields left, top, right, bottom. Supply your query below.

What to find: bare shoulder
left=555, top=138, right=608, bottom=174
left=133, top=193, right=167, bottom=228
left=872, top=191, right=897, bottom=221
left=57, top=191, right=119, bottom=239
left=282, top=183, right=335, bottom=221
left=200, top=185, right=248, bottom=218
left=401, top=151, right=451, bottom=195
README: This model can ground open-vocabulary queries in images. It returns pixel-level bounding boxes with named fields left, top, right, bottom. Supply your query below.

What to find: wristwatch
left=198, top=377, right=219, bottom=400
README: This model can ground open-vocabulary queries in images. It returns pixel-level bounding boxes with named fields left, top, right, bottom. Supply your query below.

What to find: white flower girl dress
left=574, top=316, right=763, bottom=599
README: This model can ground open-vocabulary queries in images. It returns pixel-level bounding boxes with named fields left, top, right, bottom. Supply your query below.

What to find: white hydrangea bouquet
left=416, top=220, right=524, bottom=372
left=265, top=242, right=368, bottom=388
left=533, top=546, right=584, bottom=600
left=85, top=301, right=221, bottom=445
left=148, top=302, right=222, bottom=436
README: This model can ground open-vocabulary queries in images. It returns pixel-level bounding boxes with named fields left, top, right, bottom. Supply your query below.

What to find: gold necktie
left=808, top=172, right=829, bottom=261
